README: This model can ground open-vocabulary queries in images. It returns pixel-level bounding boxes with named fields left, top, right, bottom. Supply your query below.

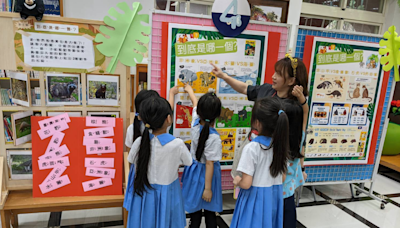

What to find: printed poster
left=167, top=23, right=268, bottom=162
left=305, top=38, right=383, bottom=165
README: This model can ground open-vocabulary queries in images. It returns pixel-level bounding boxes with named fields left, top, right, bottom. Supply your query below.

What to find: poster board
left=31, top=116, right=123, bottom=197
left=304, top=37, right=384, bottom=166
left=166, top=23, right=268, bottom=161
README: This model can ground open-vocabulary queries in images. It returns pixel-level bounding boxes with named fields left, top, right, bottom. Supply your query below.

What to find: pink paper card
left=37, top=121, right=69, bottom=140
left=234, top=186, right=240, bottom=200
left=38, top=113, right=70, bottom=129
left=86, top=117, right=116, bottom=127
left=86, top=143, right=116, bottom=155
left=86, top=167, right=116, bottom=179
left=85, top=158, right=114, bottom=168
left=44, top=132, right=65, bottom=154
left=83, top=137, right=113, bottom=146
left=84, top=127, right=114, bottom=138
left=38, top=157, right=70, bottom=170
left=39, top=175, right=71, bottom=194
left=39, top=145, right=70, bottom=160
left=82, top=178, right=112, bottom=192
left=41, top=165, right=67, bottom=184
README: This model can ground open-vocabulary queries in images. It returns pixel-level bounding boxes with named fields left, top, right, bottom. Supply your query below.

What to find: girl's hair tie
left=278, top=110, right=285, bottom=116
left=205, top=119, right=211, bottom=123
left=145, top=123, right=151, bottom=128
left=285, top=53, right=298, bottom=78
left=135, top=113, right=139, bottom=117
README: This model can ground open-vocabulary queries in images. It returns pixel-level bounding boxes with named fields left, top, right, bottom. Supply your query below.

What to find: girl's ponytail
left=133, top=115, right=141, bottom=142
left=270, top=111, right=290, bottom=178
left=196, top=120, right=210, bottom=161
left=134, top=125, right=152, bottom=197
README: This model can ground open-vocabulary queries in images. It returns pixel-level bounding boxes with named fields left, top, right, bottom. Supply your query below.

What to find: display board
left=305, top=37, right=384, bottom=165
left=166, top=23, right=268, bottom=161
left=31, top=116, right=123, bottom=197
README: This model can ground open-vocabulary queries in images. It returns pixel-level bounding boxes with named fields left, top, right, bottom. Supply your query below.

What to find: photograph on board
left=10, top=72, right=30, bottom=107
left=87, top=75, right=119, bottom=106
left=7, top=150, right=33, bottom=180
left=250, top=5, right=282, bottom=23
left=46, top=73, right=80, bottom=106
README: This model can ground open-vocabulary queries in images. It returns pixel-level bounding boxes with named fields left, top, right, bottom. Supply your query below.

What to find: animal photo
left=88, top=75, right=119, bottom=106
left=11, top=78, right=28, bottom=102
left=9, top=153, right=32, bottom=179
left=15, top=116, right=31, bottom=139
left=216, top=106, right=252, bottom=128
left=47, top=74, right=80, bottom=105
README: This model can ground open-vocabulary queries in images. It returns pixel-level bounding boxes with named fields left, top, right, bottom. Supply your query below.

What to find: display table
left=380, top=155, right=400, bottom=173
left=0, top=190, right=124, bottom=228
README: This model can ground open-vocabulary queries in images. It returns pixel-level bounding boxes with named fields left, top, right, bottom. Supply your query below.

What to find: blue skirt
left=181, top=160, right=223, bottom=213
left=127, top=178, right=186, bottom=228
left=123, top=164, right=135, bottom=211
left=231, top=185, right=284, bottom=228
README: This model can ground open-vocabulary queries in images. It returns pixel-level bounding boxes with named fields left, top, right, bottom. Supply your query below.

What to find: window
left=303, top=0, right=342, bottom=7
left=347, top=0, right=384, bottom=13
left=343, top=22, right=380, bottom=34
left=300, top=16, right=338, bottom=29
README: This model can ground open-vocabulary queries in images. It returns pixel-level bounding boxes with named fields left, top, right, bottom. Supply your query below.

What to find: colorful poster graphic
left=305, top=38, right=383, bottom=165
left=167, top=23, right=268, bottom=162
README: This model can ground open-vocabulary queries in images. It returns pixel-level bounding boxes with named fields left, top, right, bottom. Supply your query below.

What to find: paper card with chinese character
left=83, top=137, right=113, bottom=146
left=39, top=175, right=71, bottom=194
left=39, top=145, right=70, bottom=160
left=38, top=157, right=70, bottom=170
left=82, top=178, right=112, bottom=192
left=41, top=165, right=67, bottom=184
left=37, top=120, right=69, bottom=140
left=38, top=113, right=70, bottom=129
left=85, top=158, right=114, bottom=168
left=86, top=143, right=116, bottom=154
left=84, top=127, right=114, bottom=138
left=86, top=117, right=116, bottom=127
left=44, top=132, right=65, bottom=154
left=86, top=167, right=116, bottom=179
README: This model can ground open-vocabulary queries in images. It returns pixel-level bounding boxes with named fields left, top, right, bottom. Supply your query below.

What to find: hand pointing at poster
left=210, top=63, right=226, bottom=79
left=210, top=63, right=248, bottom=95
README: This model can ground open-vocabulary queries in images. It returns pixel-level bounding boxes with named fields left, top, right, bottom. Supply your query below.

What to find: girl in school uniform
left=125, top=96, right=193, bottom=228
left=181, top=84, right=223, bottom=228
left=231, top=97, right=290, bottom=228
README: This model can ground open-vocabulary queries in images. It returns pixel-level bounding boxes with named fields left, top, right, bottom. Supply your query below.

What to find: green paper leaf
left=95, top=2, right=151, bottom=74
left=379, top=26, right=400, bottom=81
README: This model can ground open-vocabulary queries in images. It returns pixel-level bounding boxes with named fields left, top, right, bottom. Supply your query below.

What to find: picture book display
left=11, top=110, right=33, bottom=146
left=7, top=150, right=33, bottom=180
left=167, top=23, right=268, bottom=161
left=305, top=38, right=384, bottom=165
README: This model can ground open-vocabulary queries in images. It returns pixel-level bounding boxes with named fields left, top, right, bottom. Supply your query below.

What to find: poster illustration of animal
left=217, top=128, right=237, bottom=160
left=175, top=104, right=194, bottom=129
left=216, top=104, right=252, bottom=128
left=176, top=65, right=218, bottom=94
left=312, top=74, right=348, bottom=102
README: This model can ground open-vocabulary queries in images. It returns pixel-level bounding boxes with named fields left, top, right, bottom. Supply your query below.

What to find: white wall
left=383, top=0, right=400, bottom=33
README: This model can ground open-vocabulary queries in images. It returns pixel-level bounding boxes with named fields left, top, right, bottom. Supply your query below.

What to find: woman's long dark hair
left=196, top=93, right=221, bottom=161
left=251, top=97, right=289, bottom=177
left=275, top=57, right=309, bottom=100
left=134, top=97, right=172, bottom=197
left=282, top=99, right=304, bottom=160
left=133, top=90, right=159, bottom=143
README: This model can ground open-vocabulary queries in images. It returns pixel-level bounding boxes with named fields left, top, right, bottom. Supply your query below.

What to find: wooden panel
left=0, top=18, right=17, bottom=70
left=380, top=155, right=400, bottom=173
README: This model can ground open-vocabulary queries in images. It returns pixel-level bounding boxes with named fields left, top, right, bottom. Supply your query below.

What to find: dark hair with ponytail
left=134, top=97, right=172, bottom=197
left=251, top=97, right=289, bottom=178
left=195, top=92, right=221, bottom=161
left=282, top=99, right=304, bottom=160
left=133, top=90, right=160, bottom=143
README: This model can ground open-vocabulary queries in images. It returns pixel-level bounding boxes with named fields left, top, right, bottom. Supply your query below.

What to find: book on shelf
left=0, top=70, right=5, bottom=78
left=0, top=88, right=15, bottom=106
left=32, top=87, right=40, bottom=106
left=29, top=71, right=40, bottom=79
left=3, top=116, right=13, bottom=143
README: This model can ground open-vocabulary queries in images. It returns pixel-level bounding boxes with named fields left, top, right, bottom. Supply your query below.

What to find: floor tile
left=60, top=207, right=122, bottom=226
left=314, top=183, right=355, bottom=200
left=365, top=174, right=400, bottom=195
left=342, top=200, right=400, bottom=228
left=299, top=186, right=325, bottom=203
left=391, top=197, right=400, bottom=204
left=297, top=204, right=369, bottom=228
left=221, top=214, right=233, bottom=226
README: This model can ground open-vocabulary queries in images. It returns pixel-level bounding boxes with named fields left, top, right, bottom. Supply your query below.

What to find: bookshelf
left=0, top=12, right=131, bottom=204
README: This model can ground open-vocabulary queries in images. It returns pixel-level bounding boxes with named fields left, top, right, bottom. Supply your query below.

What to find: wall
left=286, top=0, right=302, bottom=52
left=383, top=0, right=400, bottom=33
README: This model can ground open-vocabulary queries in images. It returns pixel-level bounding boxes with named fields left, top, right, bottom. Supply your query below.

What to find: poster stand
left=293, top=25, right=396, bottom=209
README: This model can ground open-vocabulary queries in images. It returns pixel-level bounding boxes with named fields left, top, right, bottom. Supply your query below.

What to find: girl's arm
left=184, top=84, right=198, bottom=107
left=211, top=63, right=248, bottom=95
left=202, top=160, right=214, bottom=202
left=233, top=173, right=253, bottom=190
left=168, top=86, right=179, bottom=111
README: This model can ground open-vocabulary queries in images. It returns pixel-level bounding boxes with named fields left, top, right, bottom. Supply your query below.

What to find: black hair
left=251, top=97, right=289, bottom=177
left=282, top=99, right=304, bottom=160
left=275, top=57, right=309, bottom=100
left=196, top=92, right=221, bottom=161
left=134, top=97, right=172, bottom=197
left=133, top=90, right=160, bottom=143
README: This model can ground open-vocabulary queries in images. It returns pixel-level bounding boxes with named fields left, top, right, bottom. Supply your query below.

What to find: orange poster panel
left=32, top=116, right=123, bottom=197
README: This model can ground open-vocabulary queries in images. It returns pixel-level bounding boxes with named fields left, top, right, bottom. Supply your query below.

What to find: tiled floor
left=10, top=169, right=400, bottom=228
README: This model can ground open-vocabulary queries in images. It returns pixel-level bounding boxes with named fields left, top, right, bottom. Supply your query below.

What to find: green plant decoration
left=379, top=26, right=400, bottom=81
left=95, top=2, right=151, bottom=74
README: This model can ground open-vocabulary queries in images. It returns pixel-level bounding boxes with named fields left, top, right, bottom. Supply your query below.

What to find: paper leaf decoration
left=95, top=2, right=151, bottom=74
left=379, top=26, right=400, bottom=81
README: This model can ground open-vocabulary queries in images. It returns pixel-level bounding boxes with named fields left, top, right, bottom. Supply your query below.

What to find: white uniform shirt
left=128, top=133, right=193, bottom=185
left=125, top=122, right=171, bottom=148
left=237, top=136, right=282, bottom=187
left=190, top=107, right=222, bottom=164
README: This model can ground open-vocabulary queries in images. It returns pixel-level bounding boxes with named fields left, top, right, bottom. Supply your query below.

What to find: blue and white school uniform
left=181, top=107, right=223, bottom=213
left=231, top=136, right=283, bottom=228
left=125, top=133, right=193, bottom=228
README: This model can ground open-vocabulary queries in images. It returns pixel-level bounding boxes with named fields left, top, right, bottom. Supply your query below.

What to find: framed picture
left=87, top=75, right=119, bottom=106
left=11, top=111, right=33, bottom=146
left=10, top=72, right=30, bottom=107
left=47, top=111, right=82, bottom=117
left=44, top=0, right=63, bottom=16
left=46, top=73, right=80, bottom=106
left=7, top=150, right=32, bottom=180
left=249, top=0, right=289, bottom=23
left=87, top=112, right=120, bottom=118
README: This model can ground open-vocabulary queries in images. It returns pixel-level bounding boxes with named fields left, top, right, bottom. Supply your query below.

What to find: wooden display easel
left=0, top=12, right=130, bottom=227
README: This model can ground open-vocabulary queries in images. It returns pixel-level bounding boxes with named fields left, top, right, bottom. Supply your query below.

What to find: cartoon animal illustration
left=341, top=139, right=348, bottom=144
left=50, top=82, right=77, bottom=99
left=15, top=0, right=45, bottom=21
left=319, top=46, right=327, bottom=54
left=222, top=153, right=229, bottom=158
left=181, top=107, right=192, bottom=123
left=228, top=131, right=234, bottom=138
left=348, top=83, right=361, bottom=99
left=224, top=146, right=234, bottom=151
left=362, top=85, right=373, bottom=102
left=219, top=108, right=234, bottom=122
left=238, top=109, right=247, bottom=121
left=334, top=80, right=343, bottom=89
left=320, top=139, right=327, bottom=144
left=317, top=81, right=333, bottom=89
left=359, top=62, right=365, bottom=68
left=179, top=69, right=197, bottom=86
left=342, top=109, right=347, bottom=115
left=334, top=109, right=339, bottom=116
left=361, top=110, right=365, bottom=116
left=327, top=90, right=342, bottom=98
left=222, top=138, right=234, bottom=144
left=331, top=138, right=338, bottom=144
left=200, top=72, right=216, bottom=87
left=19, top=121, right=31, bottom=132
left=351, top=139, right=357, bottom=143
left=308, top=139, right=314, bottom=145
left=95, top=84, right=106, bottom=99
